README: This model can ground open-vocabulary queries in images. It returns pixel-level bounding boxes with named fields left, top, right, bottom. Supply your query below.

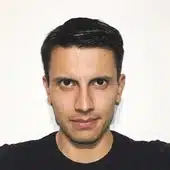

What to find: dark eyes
left=57, top=78, right=108, bottom=88
left=95, top=79, right=107, bottom=86
left=61, top=79, right=72, bottom=86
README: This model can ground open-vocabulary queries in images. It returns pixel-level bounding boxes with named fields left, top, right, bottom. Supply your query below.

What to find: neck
left=55, top=130, right=114, bottom=163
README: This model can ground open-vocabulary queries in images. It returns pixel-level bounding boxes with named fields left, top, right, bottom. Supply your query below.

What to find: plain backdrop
left=0, top=0, right=170, bottom=145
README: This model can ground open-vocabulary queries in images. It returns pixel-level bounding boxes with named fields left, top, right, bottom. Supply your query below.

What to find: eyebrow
left=53, top=75, right=114, bottom=84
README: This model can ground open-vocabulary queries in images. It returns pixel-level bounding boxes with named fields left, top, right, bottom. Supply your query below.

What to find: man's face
left=43, top=46, right=125, bottom=144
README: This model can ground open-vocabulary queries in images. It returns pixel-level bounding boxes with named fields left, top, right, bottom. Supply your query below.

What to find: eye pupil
left=63, top=80, right=71, bottom=86
left=97, top=79, right=104, bottom=85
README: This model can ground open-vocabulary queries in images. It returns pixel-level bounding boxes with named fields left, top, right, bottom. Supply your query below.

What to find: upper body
left=1, top=17, right=169, bottom=169
left=0, top=130, right=170, bottom=170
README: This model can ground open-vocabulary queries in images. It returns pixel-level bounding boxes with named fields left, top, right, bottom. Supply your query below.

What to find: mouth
left=70, top=118, right=100, bottom=130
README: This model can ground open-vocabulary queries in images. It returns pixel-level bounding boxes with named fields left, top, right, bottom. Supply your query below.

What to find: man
left=0, top=17, right=169, bottom=170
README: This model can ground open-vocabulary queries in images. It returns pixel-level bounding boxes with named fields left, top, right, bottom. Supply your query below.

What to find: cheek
left=93, top=90, right=116, bottom=116
left=50, top=90, right=75, bottom=116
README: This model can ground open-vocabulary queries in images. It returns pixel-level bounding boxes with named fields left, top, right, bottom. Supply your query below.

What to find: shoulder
left=112, top=130, right=170, bottom=152
left=112, top=131, right=170, bottom=169
left=0, top=131, right=57, bottom=169
left=134, top=140, right=170, bottom=169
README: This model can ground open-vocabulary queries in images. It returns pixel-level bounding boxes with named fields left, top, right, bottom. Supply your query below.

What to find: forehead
left=49, top=46, right=117, bottom=79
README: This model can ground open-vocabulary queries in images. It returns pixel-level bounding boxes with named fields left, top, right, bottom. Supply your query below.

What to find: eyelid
left=57, top=78, right=76, bottom=86
left=91, top=78, right=108, bottom=83
left=57, top=77, right=109, bottom=83
left=57, top=78, right=72, bottom=83
left=92, top=79, right=108, bottom=86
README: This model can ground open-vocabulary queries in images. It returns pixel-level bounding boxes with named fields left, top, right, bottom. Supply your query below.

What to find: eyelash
left=57, top=79, right=108, bottom=87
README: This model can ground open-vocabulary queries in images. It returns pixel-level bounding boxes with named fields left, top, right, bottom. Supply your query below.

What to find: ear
left=115, top=74, right=125, bottom=104
left=42, top=75, right=51, bottom=105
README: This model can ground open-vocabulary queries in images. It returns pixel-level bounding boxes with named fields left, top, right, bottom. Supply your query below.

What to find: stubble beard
left=55, top=115, right=114, bottom=147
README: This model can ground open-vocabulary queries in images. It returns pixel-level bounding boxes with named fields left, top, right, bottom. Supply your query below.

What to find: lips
left=70, top=118, right=99, bottom=130
left=71, top=118, right=98, bottom=123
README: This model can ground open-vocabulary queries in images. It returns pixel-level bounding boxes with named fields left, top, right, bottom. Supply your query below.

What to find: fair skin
left=43, top=46, right=125, bottom=163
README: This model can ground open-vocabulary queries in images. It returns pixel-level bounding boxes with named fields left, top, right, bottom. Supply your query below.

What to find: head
left=41, top=17, right=125, bottom=145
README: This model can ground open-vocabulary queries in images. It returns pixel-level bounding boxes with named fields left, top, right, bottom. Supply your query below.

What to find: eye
left=58, top=79, right=75, bottom=88
left=93, top=79, right=108, bottom=87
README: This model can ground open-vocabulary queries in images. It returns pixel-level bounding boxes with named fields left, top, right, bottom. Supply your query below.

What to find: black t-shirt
left=0, top=130, right=170, bottom=170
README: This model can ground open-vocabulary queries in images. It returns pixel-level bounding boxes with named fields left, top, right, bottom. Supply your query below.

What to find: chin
left=59, top=120, right=110, bottom=145
left=70, top=135, right=100, bottom=145
left=68, top=129, right=104, bottom=145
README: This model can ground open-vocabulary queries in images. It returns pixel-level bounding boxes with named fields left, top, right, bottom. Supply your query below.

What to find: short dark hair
left=41, top=17, right=124, bottom=84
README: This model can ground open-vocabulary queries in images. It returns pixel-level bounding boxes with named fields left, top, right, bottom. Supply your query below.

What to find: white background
left=0, top=0, right=170, bottom=145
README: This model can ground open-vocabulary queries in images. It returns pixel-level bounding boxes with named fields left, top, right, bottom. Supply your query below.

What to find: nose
left=74, top=87, right=94, bottom=114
